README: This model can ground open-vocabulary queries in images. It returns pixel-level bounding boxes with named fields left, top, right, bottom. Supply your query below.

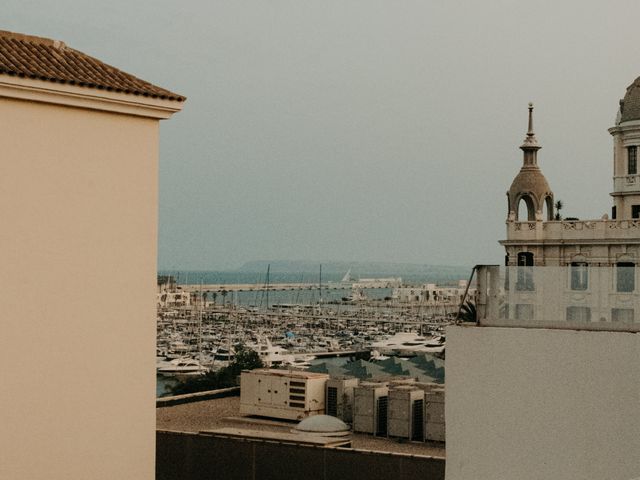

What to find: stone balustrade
left=506, top=219, right=640, bottom=242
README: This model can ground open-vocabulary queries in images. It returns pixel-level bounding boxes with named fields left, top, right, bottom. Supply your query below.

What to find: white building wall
left=445, top=325, right=640, bottom=480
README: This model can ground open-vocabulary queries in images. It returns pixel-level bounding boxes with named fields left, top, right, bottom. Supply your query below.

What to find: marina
left=156, top=273, right=474, bottom=393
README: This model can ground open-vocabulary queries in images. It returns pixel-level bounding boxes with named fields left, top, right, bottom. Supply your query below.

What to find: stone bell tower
left=502, top=103, right=555, bottom=267
left=506, top=103, right=554, bottom=223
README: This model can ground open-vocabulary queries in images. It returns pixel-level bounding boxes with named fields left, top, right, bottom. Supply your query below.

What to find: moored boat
left=157, top=357, right=208, bottom=376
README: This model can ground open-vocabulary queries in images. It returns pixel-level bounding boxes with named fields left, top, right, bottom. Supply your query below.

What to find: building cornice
left=608, top=120, right=640, bottom=135
left=0, top=75, right=184, bottom=119
left=610, top=191, right=640, bottom=197
left=500, top=239, right=640, bottom=246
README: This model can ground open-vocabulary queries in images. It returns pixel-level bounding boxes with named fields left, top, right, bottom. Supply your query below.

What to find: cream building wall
left=445, top=325, right=640, bottom=480
left=0, top=78, right=181, bottom=478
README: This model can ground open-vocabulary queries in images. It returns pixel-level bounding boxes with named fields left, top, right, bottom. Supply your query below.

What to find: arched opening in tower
left=543, top=195, right=554, bottom=221
left=516, top=195, right=536, bottom=221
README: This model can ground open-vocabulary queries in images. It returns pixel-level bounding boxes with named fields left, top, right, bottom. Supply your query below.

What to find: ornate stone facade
left=501, top=89, right=640, bottom=268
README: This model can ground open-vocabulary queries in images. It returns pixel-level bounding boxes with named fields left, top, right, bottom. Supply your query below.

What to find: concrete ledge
left=156, top=387, right=240, bottom=408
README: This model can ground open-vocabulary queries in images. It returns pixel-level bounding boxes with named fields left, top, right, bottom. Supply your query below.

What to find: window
left=611, top=308, right=634, bottom=323
left=566, top=306, right=591, bottom=322
left=517, top=252, right=534, bottom=266
left=633, top=205, right=640, bottom=219
left=515, top=304, right=534, bottom=321
left=616, top=262, right=635, bottom=293
left=612, top=206, right=617, bottom=220
left=516, top=252, right=534, bottom=291
left=628, top=146, right=637, bottom=175
left=570, top=262, right=588, bottom=290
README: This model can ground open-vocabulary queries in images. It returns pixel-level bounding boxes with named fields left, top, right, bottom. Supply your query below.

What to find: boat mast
left=265, top=263, right=270, bottom=310
left=319, top=264, right=322, bottom=305
left=198, top=279, right=203, bottom=361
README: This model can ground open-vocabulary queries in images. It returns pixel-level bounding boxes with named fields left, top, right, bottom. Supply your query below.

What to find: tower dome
left=507, top=103, right=554, bottom=221
left=619, top=75, right=640, bottom=123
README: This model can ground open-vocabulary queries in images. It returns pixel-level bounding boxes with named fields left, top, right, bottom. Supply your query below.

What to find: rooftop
left=247, top=368, right=330, bottom=379
left=156, top=395, right=446, bottom=457
left=0, top=30, right=185, bottom=101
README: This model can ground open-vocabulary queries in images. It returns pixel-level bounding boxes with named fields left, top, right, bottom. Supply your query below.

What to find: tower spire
left=507, top=102, right=553, bottom=222
left=520, top=102, right=541, bottom=166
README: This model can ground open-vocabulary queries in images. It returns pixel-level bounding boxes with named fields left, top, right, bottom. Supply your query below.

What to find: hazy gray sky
left=5, top=1, right=639, bottom=269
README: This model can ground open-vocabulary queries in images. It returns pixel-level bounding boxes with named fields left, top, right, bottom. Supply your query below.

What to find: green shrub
left=169, top=344, right=263, bottom=395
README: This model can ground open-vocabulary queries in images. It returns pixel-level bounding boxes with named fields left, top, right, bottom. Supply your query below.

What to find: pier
left=179, top=283, right=387, bottom=293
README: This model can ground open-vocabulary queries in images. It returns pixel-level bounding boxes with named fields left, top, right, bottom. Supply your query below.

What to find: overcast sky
left=5, top=1, right=640, bottom=269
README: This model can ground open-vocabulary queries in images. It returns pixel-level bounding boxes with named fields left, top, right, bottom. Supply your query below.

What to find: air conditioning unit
left=389, top=377, right=417, bottom=387
left=326, top=377, right=359, bottom=423
left=240, top=369, right=329, bottom=420
left=388, top=386, right=425, bottom=441
left=353, top=382, right=389, bottom=436
left=414, top=381, right=441, bottom=393
left=424, top=389, right=445, bottom=442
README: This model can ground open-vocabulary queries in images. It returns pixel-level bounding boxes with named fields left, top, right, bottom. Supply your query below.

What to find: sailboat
left=341, top=268, right=354, bottom=283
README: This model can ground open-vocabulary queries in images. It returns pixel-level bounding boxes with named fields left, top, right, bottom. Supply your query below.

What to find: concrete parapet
left=156, top=430, right=446, bottom=480
left=156, top=387, right=240, bottom=408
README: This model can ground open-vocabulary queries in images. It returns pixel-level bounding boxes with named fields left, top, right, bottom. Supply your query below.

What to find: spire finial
left=520, top=102, right=540, bottom=151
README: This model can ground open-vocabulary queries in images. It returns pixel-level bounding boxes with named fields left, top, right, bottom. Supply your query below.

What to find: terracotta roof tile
left=0, top=30, right=185, bottom=102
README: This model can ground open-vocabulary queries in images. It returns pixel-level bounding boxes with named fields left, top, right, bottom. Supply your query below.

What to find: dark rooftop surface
left=156, top=395, right=446, bottom=457
left=621, top=75, right=640, bottom=123
left=0, top=30, right=185, bottom=101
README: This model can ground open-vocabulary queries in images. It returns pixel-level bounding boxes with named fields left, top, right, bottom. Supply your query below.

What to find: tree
left=231, top=344, right=263, bottom=371
left=458, top=300, right=477, bottom=323
left=554, top=200, right=563, bottom=221
left=168, top=343, right=264, bottom=395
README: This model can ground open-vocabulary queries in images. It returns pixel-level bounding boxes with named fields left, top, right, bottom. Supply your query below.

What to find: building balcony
left=472, top=265, right=640, bottom=332
left=613, top=174, right=640, bottom=193
left=504, top=219, right=640, bottom=243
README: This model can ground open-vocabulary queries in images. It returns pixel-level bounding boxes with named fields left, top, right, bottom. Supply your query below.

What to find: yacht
left=157, top=357, right=208, bottom=376
left=283, top=354, right=316, bottom=369
left=341, top=288, right=367, bottom=303
left=370, top=332, right=445, bottom=356
left=247, top=337, right=290, bottom=367
left=214, top=346, right=235, bottom=362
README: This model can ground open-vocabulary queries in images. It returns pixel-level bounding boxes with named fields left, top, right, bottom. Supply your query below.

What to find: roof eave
left=0, top=74, right=185, bottom=119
